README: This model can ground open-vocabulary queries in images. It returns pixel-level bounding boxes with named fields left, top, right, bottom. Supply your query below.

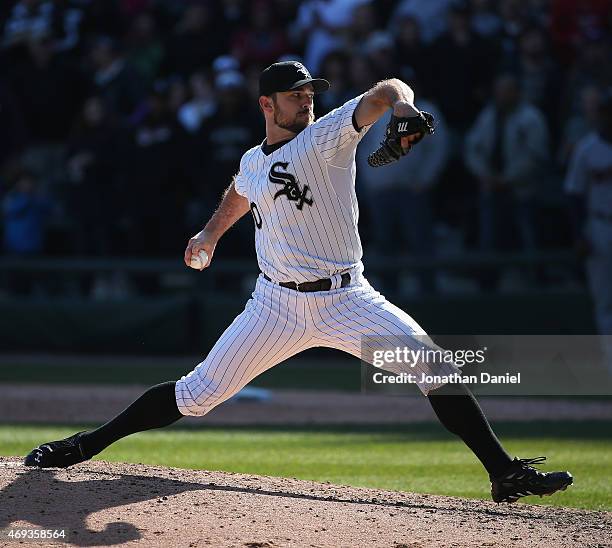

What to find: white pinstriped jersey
left=234, top=95, right=372, bottom=283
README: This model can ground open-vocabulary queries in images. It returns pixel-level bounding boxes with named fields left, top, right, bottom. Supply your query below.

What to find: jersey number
left=250, top=202, right=262, bottom=229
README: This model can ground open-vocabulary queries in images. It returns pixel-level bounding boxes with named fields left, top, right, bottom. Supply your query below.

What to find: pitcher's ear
left=259, top=95, right=273, bottom=113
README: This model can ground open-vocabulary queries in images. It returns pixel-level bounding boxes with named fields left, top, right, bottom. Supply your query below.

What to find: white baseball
left=189, top=250, right=209, bottom=270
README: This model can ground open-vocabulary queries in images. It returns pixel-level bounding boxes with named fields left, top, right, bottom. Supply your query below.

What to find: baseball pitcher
left=25, top=62, right=572, bottom=504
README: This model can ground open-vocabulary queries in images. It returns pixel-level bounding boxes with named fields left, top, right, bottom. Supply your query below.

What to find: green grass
left=2, top=422, right=610, bottom=512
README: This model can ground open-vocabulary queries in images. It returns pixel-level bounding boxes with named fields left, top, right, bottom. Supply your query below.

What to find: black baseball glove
left=367, top=111, right=435, bottom=167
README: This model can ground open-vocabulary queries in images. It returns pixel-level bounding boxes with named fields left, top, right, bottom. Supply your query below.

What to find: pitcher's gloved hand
left=367, top=111, right=435, bottom=167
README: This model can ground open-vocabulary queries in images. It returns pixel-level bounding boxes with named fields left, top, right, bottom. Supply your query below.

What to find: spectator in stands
left=392, top=0, right=454, bottom=44
left=564, top=89, right=612, bottom=375
left=1, top=166, right=52, bottom=256
left=362, top=31, right=397, bottom=81
left=121, top=83, right=191, bottom=256
left=391, top=15, right=431, bottom=90
left=293, top=0, right=369, bottom=74
left=125, top=11, right=165, bottom=88
left=197, top=71, right=261, bottom=200
left=89, top=36, right=145, bottom=120
left=0, top=164, right=53, bottom=295
left=230, top=0, right=289, bottom=67
left=465, top=73, right=550, bottom=288
left=347, top=55, right=379, bottom=96
left=562, top=36, right=612, bottom=121
left=511, top=26, right=563, bottom=139
left=349, top=1, right=379, bottom=46
left=164, top=3, right=227, bottom=77
left=65, top=96, right=120, bottom=256
left=496, top=0, right=530, bottom=67
left=428, top=2, right=497, bottom=132
left=358, top=83, right=449, bottom=293
left=559, top=85, right=602, bottom=166
left=316, top=50, right=353, bottom=117
left=9, top=31, right=86, bottom=143
left=178, top=71, right=216, bottom=134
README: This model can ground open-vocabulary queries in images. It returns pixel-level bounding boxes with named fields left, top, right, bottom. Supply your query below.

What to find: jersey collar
left=261, top=138, right=294, bottom=156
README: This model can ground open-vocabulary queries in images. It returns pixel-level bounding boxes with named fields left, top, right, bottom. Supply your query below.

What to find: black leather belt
left=263, top=273, right=351, bottom=292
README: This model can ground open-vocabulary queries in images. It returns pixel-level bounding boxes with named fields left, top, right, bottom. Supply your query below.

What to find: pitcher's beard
left=274, top=110, right=314, bottom=134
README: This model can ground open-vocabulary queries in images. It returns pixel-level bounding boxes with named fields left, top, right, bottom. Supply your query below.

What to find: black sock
left=79, top=381, right=183, bottom=458
left=427, top=382, right=513, bottom=477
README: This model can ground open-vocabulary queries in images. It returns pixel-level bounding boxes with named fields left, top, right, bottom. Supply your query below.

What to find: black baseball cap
left=259, top=61, right=330, bottom=97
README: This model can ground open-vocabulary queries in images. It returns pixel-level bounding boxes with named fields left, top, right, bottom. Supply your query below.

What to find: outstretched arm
left=184, top=178, right=251, bottom=269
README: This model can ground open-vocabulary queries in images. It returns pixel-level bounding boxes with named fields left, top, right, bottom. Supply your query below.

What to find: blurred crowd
left=1, top=0, right=612, bottom=295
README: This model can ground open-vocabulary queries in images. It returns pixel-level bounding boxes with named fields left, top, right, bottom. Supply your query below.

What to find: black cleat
left=24, top=431, right=89, bottom=468
left=490, top=456, right=573, bottom=503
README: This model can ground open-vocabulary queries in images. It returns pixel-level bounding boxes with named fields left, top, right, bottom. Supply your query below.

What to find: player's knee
left=175, top=392, right=215, bottom=417
left=174, top=377, right=231, bottom=417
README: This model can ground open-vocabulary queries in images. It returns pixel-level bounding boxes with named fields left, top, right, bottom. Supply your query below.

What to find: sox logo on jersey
left=269, top=161, right=313, bottom=210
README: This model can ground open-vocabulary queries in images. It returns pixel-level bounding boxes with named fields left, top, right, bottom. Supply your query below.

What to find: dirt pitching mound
left=0, top=457, right=609, bottom=548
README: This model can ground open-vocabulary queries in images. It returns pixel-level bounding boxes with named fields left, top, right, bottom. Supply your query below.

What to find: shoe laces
left=517, top=456, right=547, bottom=468
left=516, top=456, right=547, bottom=477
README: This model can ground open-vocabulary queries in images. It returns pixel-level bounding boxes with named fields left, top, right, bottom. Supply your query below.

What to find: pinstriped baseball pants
left=175, top=273, right=459, bottom=416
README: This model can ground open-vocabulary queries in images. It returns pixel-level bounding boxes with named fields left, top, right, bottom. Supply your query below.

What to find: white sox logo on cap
left=294, top=63, right=310, bottom=79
